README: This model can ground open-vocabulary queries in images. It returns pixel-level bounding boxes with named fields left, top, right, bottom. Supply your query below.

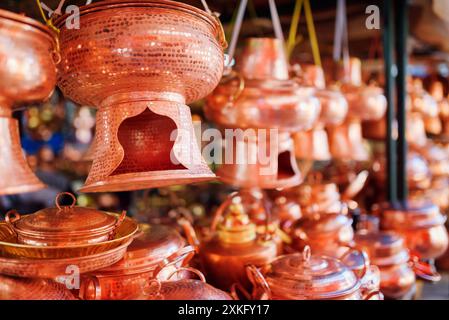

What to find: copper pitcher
left=199, top=192, right=277, bottom=291
left=217, top=131, right=303, bottom=189
left=0, top=9, right=58, bottom=194
left=55, top=0, right=227, bottom=192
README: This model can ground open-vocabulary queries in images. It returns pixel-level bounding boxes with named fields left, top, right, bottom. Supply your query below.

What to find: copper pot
left=5, top=192, right=126, bottom=247
left=293, top=127, right=331, bottom=161
left=0, top=275, right=75, bottom=300
left=246, top=246, right=382, bottom=300
left=217, top=131, right=303, bottom=189
left=199, top=192, right=277, bottom=291
left=205, top=38, right=320, bottom=132
left=0, top=9, right=58, bottom=194
left=55, top=0, right=226, bottom=192
left=271, top=195, right=302, bottom=232
left=379, top=200, right=449, bottom=260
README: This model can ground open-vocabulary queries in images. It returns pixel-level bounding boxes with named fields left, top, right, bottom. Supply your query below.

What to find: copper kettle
left=199, top=192, right=278, bottom=291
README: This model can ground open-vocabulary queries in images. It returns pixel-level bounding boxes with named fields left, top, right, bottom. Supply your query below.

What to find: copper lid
left=5, top=193, right=125, bottom=246
left=263, top=247, right=360, bottom=299
left=380, top=200, right=447, bottom=230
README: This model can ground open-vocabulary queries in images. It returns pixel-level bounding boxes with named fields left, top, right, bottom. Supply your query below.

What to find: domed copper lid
left=262, top=247, right=359, bottom=299
left=5, top=193, right=126, bottom=246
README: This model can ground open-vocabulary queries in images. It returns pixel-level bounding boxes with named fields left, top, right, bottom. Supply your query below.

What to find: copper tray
left=0, top=240, right=131, bottom=279
left=0, top=215, right=138, bottom=259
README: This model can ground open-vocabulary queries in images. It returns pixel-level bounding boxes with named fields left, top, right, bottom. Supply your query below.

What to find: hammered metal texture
left=217, top=132, right=302, bottom=189
left=80, top=100, right=214, bottom=193
left=0, top=117, right=46, bottom=195
left=0, top=275, right=76, bottom=300
left=0, top=9, right=57, bottom=110
left=0, top=217, right=138, bottom=259
left=55, top=0, right=224, bottom=107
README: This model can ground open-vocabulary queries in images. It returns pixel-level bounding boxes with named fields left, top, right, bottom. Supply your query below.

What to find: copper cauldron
left=379, top=200, right=449, bottom=260
left=199, top=192, right=277, bottom=291
left=55, top=0, right=227, bottom=192
left=0, top=275, right=75, bottom=300
left=217, top=131, right=303, bottom=189
left=246, top=246, right=382, bottom=300
left=5, top=192, right=126, bottom=247
left=0, top=9, right=58, bottom=194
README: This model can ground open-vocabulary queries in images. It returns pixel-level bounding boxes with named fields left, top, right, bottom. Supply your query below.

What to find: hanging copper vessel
left=0, top=275, right=76, bottom=300
left=55, top=0, right=227, bottom=192
left=293, top=128, right=331, bottom=161
left=246, top=246, right=382, bottom=300
left=199, top=192, right=277, bottom=291
left=327, top=118, right=370, bottom=161
left=271, top=194, right=302, bottom=232
left=5, top=192, right=126, bottom=247
left=79, top=224, right=194, bottom=300
left=217, top=131, right=302, bottom=189
left=378, top=200, right=449, bottom=260
left=0, top=9, right=58, bottom=194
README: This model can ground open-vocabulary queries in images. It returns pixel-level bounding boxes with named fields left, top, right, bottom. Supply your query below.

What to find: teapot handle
left=108, top=210, right=127, bottom=240
left=177, top=217, right=200, bottom=252
left=339, top=246, right=368, bottom=280
left=79, top=276, right=102, bottom=300
left=230, top=282, right=252, bottom=300
left=410, top=255, right=442, bottom=282
left=153, top=245, right=196, bottom=279
left=166, top=267, right=206, bottom=283
left=55, top=192, right=77, bottom=210
left=246, top=265, right=272, bottom=300
left=364, top=290, right=384, bottom=300
left=219, top=71, right=245, bottom=106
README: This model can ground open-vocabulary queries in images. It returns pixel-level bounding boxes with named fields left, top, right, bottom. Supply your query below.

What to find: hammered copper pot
left=55, top=0, right=227, bottom=192
left=217, top=131, right=302, bottom=189
left=199, top=192, right=277, bottom=291
left=0, top=275, right=75, bottom=300
left=379, top=200, right=449, bottom=260
left=246, top=246, right=382, bottom=300
left=0, top=9, right=58, bottom=194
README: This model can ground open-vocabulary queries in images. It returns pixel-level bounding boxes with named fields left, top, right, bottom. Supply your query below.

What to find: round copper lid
left=263, top=247, right=359, bottom=299
left=380, top=199, right=447, bottom=230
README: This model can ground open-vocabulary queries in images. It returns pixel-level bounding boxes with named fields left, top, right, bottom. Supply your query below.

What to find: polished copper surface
left=217, top=131, right=302, bottom=189
left=0, top=240, right=131, bottom=279
left=327, top=118, right=370, bottom=161
left=199, top=192, right=277, bottom=291
left=379, top=200, right=449, bottom=260
left=246, top=246, right=381, bottom=300
left=5, top=192, right=126, bottom=246
left=0, top=275, right=76, bottom=300
left=55, top=0, right=225, bottom=192
left=293, top=127, right=331, bottom=161
left=0, top=9, right=58, bottom=195
left=0, top=216, right=138, bottom=259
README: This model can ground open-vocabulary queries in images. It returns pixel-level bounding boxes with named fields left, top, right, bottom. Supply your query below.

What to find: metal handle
left=79, top=276, right=102, bottom=300
left=364, top=290, right=384, bottom=300
left=410, top=255, right=442, bottom=282
left=230, top=282, right=251, bottom=300
left=177, top=217, right=200, bottom=252
left=166, top=267, right=206, bottom=283
left=339, top=246, right=368, bottom=280
left=55, top=192, right=77, bottom=210
left=246, top=265, right=272, bottom=300
left=4, top=210, right=20, bottom=236
left=108, top=210, right=127, bottom=240
left=153, top=245, right=196, bottom=279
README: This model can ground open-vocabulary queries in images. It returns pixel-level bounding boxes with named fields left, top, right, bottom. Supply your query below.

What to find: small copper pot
left=5, top=192, right=126, bottom=247
left=0, top=9, right=58, bottom=194
left=246, top=246, right=382, bottom=300
left=199, top=192, right=277, bottom=291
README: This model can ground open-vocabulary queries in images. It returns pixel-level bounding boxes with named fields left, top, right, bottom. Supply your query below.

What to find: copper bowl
left=0, top=275, right=76, bottom=300
left=0, top=9, right=58, bottom=195
left=55, top=0, right=226, bottom=192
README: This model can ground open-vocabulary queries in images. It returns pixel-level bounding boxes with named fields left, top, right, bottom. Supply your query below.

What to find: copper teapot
left=0, top=9, right=58, bottom=194
left=246, top=246, right=382, bottom=300
left=199, top=192, right=278, bottom=291
left=55, top=0, right=227, bottom=192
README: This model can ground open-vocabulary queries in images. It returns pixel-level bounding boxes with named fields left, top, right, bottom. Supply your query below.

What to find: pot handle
left=410, top=255, right=442, bottom=282
left=166, top=267, right=206, bottom=283
left=339, top=246, right=368, bottom=280
left=230, top=282, right=252, bottom=300
left=220, top=71, right=245, bottom=106
left=246, top=265, right=272, bottom=300
left=177, top=217, right=200, bottom=252
left=5, top=210, right=21, bottom=235
left=55, top=192, right=77, bottom=210
left=108, top=210, right=127, bottom=240
left=79, top=276, right=102, bottom=300
left=364, top=290, right=384, bottom=300
left=153, top=245, right=196, bottom=279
